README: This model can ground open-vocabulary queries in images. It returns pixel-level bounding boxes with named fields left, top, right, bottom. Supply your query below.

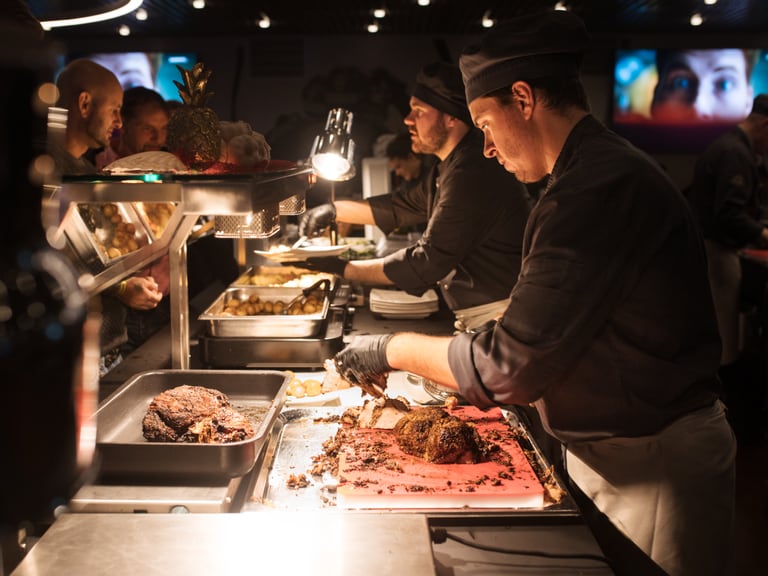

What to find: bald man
left=50, top=58, right=123, bottom=175
left=51, top=59, right=163, bottom=371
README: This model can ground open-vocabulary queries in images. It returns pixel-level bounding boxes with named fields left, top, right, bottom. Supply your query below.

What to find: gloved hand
left=299, top=203, right=336, bottom=237
left=285, top=256, right=348, bottom=276
left=334, top=334, right=394, bottom=397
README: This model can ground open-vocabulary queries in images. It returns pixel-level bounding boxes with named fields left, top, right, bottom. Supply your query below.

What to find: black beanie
left=460, top=10, right=590, bottom=104
left=412, top=62, right=473, bottom=125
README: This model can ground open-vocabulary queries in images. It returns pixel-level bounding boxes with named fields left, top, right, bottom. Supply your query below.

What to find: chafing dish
left=199, top=285, right=331, bottom=338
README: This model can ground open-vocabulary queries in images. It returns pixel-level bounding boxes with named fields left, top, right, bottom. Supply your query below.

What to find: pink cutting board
left=337, top=406, right=545, bottom=509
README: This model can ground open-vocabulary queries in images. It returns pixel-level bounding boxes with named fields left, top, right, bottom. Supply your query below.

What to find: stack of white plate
left=369, top=288, right=439, bottom=319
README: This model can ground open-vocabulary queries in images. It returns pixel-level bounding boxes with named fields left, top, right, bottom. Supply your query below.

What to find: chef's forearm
left=343, top=259, right=394, bottom=285
left=386, top=332, right=459, bottom=391
left=334, top=200, right=375, bottom=226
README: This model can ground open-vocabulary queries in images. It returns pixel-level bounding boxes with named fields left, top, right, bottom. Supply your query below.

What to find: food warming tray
left=232, top=266, right=337, bottom=291
left=199, top=285, right=331, bottom=338
left=62, top=201, right=154, bottom=274
left=199, top=306, right=346, bottom=368
left=95, top=369, right=290, bottom=481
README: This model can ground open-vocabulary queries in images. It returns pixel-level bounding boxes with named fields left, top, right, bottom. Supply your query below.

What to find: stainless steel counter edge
left=11, top=512, right=435, bottom=576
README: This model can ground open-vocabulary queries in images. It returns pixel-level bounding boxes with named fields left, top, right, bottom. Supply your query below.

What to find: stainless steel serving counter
left=10, top=513, right=435, bottom=576
left=9, top=294, right=614, bottom=576
left=9, top=512, right=612, bottom=576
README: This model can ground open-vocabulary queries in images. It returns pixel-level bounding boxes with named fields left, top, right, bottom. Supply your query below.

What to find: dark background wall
left=56, top=32, right=742, bottom=192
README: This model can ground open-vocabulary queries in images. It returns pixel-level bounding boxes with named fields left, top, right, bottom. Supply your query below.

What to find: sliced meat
left=354, top=396, right=410, bottom=429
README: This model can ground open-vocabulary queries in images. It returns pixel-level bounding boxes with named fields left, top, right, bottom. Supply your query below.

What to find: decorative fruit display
left=166, top=62, right=221, bottom=170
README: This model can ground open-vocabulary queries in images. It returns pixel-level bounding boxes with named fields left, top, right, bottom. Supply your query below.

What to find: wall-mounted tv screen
left=613, top=48, right=768, bottom=153
left=60, top=52, right=198, bottom=103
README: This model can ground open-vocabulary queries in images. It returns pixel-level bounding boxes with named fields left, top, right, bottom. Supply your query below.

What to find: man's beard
left=412, top=118, right=449, bottom=156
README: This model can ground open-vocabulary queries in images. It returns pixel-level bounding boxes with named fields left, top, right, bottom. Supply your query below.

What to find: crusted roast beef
left=392, top=407, right=488, bottom=464
left=142, top=384, right=254, bottom=443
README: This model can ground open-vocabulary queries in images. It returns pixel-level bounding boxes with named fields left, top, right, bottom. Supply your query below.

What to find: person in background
left=92, top=86, right=173, bottom=353
left=297, top=62, right=531, bottom=331
left=687, top=93, right=768, bottom=442
left=385, top=130, right=435, bottom=186
left=95, top=86, right=169, bottom=169
left=651, top=48, right=757, bottom=123
left=52, top=59, right=163, bottom=373
left=301, top=130, right=435, bottom=254
left=332, top=11, right=735, bottom=576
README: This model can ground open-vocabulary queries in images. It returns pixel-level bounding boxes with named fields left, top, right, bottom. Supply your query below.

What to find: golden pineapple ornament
left=167, top=62, right=221, bottom=170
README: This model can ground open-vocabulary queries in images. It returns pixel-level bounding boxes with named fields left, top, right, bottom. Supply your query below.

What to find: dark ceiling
left=29, top=0, right=768, bottom=40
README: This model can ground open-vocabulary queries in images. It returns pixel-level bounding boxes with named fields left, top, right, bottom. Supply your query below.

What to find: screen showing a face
left=613, top=48, right=768, bottom=152
left=69, top=52, right=197, bottom=102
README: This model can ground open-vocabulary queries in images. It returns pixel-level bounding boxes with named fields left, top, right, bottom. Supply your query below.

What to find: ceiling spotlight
left=704, top=0, right=718, bottom=5
left=373, top=7, right=387, bottom=18
left=191, top=0, right=205, bottom=9
left=118, top=24, right=131, bottom=36
left=554, top=1, right=568, bottom=10
left=417, top=0, right=430, bottom=6
left=258, top=13, right=271, bottom=29
left=367, top=21, right=380, bottom=33
left=481, top=10, right=495, bottom=28
left=690, top=12, right=703, bottom=26
left=135, top=8, right=148, bottom=21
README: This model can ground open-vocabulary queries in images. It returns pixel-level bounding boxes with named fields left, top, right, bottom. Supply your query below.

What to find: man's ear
left=77, top=90, right=92, bottom=118
left=510, top=81, right=535, bottom=119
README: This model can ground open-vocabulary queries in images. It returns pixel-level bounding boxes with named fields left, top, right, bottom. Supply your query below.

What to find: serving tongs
left=281, top=277, right=331, bottom=314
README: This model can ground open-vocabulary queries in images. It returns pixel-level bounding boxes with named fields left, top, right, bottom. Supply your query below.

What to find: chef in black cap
left=687, top=93, right=768, bottom=443
left=297, top=61, right=530, bottom=330
left=333, top=11, right=735, bottom=576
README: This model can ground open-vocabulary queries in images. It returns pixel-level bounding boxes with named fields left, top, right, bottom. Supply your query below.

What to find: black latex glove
left=299, top=203, right=336, bottom=237
left=334, top=334, right=394, bottom=397
left=285, top=256, right=348, bottom=276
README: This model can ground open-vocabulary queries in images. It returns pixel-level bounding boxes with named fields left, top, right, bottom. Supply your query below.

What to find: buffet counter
left=10, top=297, right=613, bottom=576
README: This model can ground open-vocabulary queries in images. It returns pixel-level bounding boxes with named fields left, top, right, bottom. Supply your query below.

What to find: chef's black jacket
left=368, top=129, right=530, bottom=310
left=449, top=116, right=721, bottom=443
left=687, top=126, right=766, bottom=249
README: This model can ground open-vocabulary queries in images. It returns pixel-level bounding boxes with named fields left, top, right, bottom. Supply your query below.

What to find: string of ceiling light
left=38, top=0, right=722, bottom=36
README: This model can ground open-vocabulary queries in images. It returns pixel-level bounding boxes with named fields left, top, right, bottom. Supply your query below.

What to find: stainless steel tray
left=95, top=369, right=290, bottom=481
left=244, top=407, right=578, bottom=516
left=199, top=286, right=330, bottom=338
left=199, top=306, right=345, bottom=368
left=232, top=266, right=337, bottom=291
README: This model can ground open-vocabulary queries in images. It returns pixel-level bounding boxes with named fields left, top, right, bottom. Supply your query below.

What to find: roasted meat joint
left=142, top=385, right=254, bottom=443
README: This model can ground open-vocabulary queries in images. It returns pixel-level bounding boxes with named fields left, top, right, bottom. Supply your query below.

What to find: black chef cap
left=460, top=10, right=590, bottom=104
left=751, top=94, right=768, bottom=116
left=412, top=62, right=472, bottom=126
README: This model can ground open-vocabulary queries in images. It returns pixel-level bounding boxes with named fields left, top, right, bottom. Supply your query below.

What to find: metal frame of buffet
left=51, top=166, right=313, bottom=369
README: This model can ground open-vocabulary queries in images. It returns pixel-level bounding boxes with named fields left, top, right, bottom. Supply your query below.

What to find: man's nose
left=693, top=91, right=715, bottom=119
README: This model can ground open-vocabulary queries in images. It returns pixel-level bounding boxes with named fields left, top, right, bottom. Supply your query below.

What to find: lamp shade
left=309, top=108, right=356, bottom=180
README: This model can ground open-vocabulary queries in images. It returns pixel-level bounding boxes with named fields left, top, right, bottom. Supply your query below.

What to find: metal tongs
left=282, top=277, right=331, bottom=314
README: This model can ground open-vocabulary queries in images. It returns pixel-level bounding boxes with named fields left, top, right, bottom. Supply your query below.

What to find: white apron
left=565, top=400, right=736, bottom=576
left=453, top=298, right=509, bottom=332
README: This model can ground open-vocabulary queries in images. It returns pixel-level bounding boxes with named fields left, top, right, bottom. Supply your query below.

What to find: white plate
left=284, top=387, right=364, bottom=406
left=377, top=312, right=434, bottom=320
left=370, top=304, right=439, bottom=315
left=254, top=244, right=349, bottom=261
left=369, top=288, right=438, bottom=306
